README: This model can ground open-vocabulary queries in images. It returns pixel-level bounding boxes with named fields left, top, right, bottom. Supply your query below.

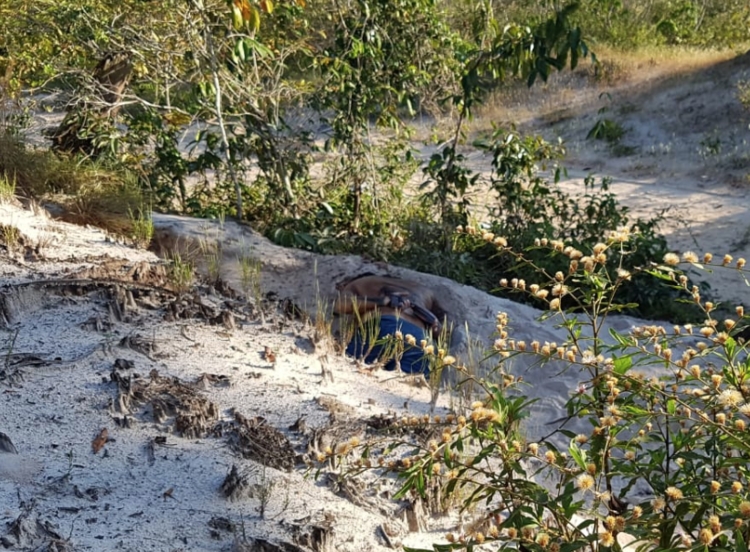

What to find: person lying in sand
left=333, top=274, right=447, bottom=375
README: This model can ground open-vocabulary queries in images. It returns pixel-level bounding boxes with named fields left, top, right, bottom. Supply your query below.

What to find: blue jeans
left=346, top=315, right=430, bottom=375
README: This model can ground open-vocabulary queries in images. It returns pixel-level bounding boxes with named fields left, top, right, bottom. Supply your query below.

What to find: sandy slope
left=528, top=50, right=750, bottom=307
left=0, top=203, right=466, bottom=551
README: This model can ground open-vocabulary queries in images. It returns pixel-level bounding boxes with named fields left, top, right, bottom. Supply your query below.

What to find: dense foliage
left=1, top=0, right=746, bottom=320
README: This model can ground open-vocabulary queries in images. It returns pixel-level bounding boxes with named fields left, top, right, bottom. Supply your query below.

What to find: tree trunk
left=51, top=51, right=132, bottom=157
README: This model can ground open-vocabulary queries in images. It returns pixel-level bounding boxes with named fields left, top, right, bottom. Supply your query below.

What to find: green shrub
left=321, top=234, right=750, bottom=552
left=395, top=128, right=702, bottom=322
left=588, top=119, right=626, bottom=144
left=259, top=138, right=419, bottom=258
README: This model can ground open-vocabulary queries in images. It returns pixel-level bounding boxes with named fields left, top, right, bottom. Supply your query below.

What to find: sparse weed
left=0, top=172, right=16, bottom=202
left=27, top=199, right=47, bottom=218
left=128, top=207, right=154, bottom=249
left=253, top=465, right=275, bottom=519
left=446, top=324, right=483, bottom=411
left=587, top=93, right=627, bottom=148
left=313, top=281, right=334, bottom=348
left=0, top=223, right=21, bottom=252
left=3, top=328, right=19, bottom=371
left=647, top=141, right=674, bottom=156
left=35, top=231, right=55, bottom=253
left=336, top=311, right=358, bottom=356
left=699, top=131, right=723, bottom=158
left=424, top=327, right=455, bottom=408
left=378, top=327, right=407, bottom=374
left=587, top=117, right=626, bottom=144
left=739, top=80, right=750, bottom=109
left=350, top=304, right=381, bottom=363
left=64, top=449, right=76, bottom=480
left=198, top=237, right=222, bottom=284
left=167, top=252, right=194, bottom=294
left=238, top=251, right=262, bottom=306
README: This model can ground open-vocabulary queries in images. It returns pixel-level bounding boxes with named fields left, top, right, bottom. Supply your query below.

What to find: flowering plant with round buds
left=322, top=230, right=750, bottom=552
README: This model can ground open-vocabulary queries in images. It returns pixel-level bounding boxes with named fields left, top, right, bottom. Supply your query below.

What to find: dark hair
left=431, top=301, right=447, bottom=325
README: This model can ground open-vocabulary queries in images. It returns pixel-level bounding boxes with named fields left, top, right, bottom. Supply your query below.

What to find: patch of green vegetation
left=587, top=118, right=626, bottom=144
left=128, top=207, right=154, bottom=249
left=739, top=80, right=750, bottom=109
left=3, top=0, right=732, bottom=325
left=394, top=128, right=703, bottom=324
left=167, top=252, right=194, bottom=294
left=0, top=172, right=15, bottom=202
left=699, top=131, right=723, bottom=158
left=0, top=223, right=21, bottom=250
left=611, top=143, right=638, bottom=157
left=455, top=0, right=749, bottom=49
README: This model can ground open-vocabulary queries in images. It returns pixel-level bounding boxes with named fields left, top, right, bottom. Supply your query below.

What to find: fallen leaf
left=92, top=428, right=108, bottom=454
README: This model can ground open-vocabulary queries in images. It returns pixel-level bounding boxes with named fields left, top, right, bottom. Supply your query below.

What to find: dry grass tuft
left=0, top=223, right=22, bottom=252
left=0, top=132, right=147, bottom=239
left=0, top=172, right=15, bottom=202
left=56, top=177, right=145, bottom=236
left=0, top=133, right=54, bottom=195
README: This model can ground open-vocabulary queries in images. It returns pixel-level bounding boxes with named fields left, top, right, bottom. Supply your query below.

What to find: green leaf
left=260, top=0, right=274, bottom=14
left=724, top=336, right=737, bottom=359
left=568, top=442, right=587, bottom=471
left=248, top=5, right=261, bottom=33
left=666, top=398, right=676, bottom=415
left=735, top=530, right=748, bottom=552
left=231, top=5, right=244, bottom=31
left=245, top=38, right=272, bottom=58
left=612, top=354, right=632, bottom=375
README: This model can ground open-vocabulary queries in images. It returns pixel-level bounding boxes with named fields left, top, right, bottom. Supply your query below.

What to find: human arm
left=333, top=292, right=389, bottom=315
left=333, top=282, right=411, bottom=315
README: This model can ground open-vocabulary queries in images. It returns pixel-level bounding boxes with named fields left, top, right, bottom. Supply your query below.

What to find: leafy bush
left=263, top=137, right=419, bottom=257
left=395, top=127, right=700, bottom=322
left=588, top=119, right=626, bottom=144
left=481, top=127, right=694, bottom=321
left=320, top=234, right=750, bottom=552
